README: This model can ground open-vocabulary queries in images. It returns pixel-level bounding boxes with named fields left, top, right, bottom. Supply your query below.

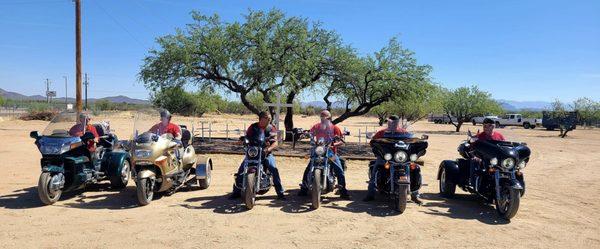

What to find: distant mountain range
left=497, top=99, right=551, bottom=111
left=0, top=88, right=149, bottom=105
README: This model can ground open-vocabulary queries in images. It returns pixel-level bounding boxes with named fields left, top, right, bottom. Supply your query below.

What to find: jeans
left=300, top=154, right=346, bottom=191
left=232, top=154, right=284, bottom=195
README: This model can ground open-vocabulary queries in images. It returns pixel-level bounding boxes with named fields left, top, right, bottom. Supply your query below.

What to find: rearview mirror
left=81, top=131, right=95, bottom=141
left=421, top=134, right=429, bottom=140
left=30, top=131, right=39, bottom=139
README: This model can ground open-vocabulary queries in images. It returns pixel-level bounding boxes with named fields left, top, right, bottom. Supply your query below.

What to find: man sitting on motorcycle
left=69, top=113, right=99, bottom=152
left=230, top=111, right=286, bottom=200
left=469, top=118, right=506, bottom=185
left=363, top=115, right=421, bottom=204
left=149, top=109, right=181, bottom=140
left=297, top=110, right=351, bottom=200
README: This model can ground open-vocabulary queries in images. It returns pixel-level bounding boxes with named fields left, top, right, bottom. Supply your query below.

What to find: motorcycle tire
left=110, top=160, right=130, bottom=189
left=311, top=169, right=322, bottom=210
left=198, top=162, right=212, bottom=190
left=136, top=177, right=155, bottom=206
left=496, top=186, right=520, bottom=220
left=243, top=172, right=256, bottom=210
left=439, top=166, right=456, bottom=198
left=38, top=172, right=61, bottom=205
left=395, top=184, right=408, bottom=213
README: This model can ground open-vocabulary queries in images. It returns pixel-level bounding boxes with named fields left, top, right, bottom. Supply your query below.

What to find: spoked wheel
left=243, top=173, right=256, bottom=210
left=394, top=184, right=408, bottom=213
left=136, top=177, right=155, bottom=206
left=110, top=160, right=130, bottom=189
left=311, top=169, right=322, bottom=210
left=38, top=172, right=62, bottom=205
left=198, top=162, right=212, bottom=190
left=495, top=186, right=520, bottom=220
left=439, top=166, right=456, bottom=198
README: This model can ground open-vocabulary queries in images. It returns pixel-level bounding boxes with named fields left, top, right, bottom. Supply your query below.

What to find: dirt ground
left=0, top=112, right=598, bottom=248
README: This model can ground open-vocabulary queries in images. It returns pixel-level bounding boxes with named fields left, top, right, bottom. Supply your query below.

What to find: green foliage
left=571, top=97, right=600, bottom=126
left=442, top=85, right=502, bottom=132
left=383, top=82, right=445, bottom=123
left=0, top=95, right=5, bottom=106
left=151, top=87, right=218, bottom=117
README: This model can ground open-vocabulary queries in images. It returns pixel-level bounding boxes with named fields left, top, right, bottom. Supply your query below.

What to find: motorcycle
left=369, top=132, right=429, bottom=213
left=303, top=134, right=344, bottom=209
left=438, top=131, right=530, bottom=220
left=236, top=133, right=274, bottom=210
left=129, top=112, right=212, bottom=206
left=30, top=111, right=130, bottom=205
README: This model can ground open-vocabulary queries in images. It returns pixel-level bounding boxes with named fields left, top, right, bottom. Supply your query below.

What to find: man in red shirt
left=149, top=109, right=181, bottom=140
left=69, top=113, right=99, bottom=152
left=476, top=118, right=505, bottom=142
left=298, top=110, right=350, bottom=199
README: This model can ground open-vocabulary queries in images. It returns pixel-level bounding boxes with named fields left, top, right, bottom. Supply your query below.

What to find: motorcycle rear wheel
left=311, top=169, right=322, bottom=210
left=136, top=177, right=155, bottom=206
left=38, top=172, right=61, bottom=205
left=110, top=160, right=130, bottom=189
left=394, top=184, right=408, bottom=213
left=243, top=173, right=256, bottom=210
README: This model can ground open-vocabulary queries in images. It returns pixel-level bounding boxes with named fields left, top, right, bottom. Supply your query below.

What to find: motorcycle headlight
left=315, top=146, right=325, bottom=156
left=134, top=149, right=152, bottom=159
left=409, top=154, right=418, bottom=162
left=247, top=146, right=259, bottom=158
left=394, top=151, right=408, bottom=163
left=490, top=157, right=498, bottom=166
left=517, top=160, right=527, bottom=169
left=384, top=153, right=392, bottom=161
left=501, top=158, right=515, bottom=170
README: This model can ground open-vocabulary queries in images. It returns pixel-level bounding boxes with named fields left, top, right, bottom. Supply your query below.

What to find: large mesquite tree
left=442, top=86, right=502, bottom=132
left=323, top=38, right=432, bottom=124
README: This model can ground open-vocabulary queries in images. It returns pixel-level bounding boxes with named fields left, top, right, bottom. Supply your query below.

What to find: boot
left=338, top=187, right=351, bottom=200
left=411, top=192, right=422, bottom=205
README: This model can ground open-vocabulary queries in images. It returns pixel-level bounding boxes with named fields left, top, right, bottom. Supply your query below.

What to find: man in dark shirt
left=230, top=111, right=285, bottom=200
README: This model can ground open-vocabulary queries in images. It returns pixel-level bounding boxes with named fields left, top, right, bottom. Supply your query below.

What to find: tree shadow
left=419, top=193, right=510, bottom=225
left=0, top=187, right=45, bottom=209
left=0, top=184, right=142, bottom=210
left=322, top=190, right=415, bottom=217
left=59, top=184, right=139, bottom=210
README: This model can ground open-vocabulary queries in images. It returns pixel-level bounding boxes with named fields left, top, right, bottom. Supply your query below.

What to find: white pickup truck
left=494, top=114, right=541, bottom=129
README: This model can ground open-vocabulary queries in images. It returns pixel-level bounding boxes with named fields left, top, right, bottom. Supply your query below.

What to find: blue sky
left=0, top=0, right=598, bottom=102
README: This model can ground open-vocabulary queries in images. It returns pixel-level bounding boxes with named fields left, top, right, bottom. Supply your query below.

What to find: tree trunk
left=283, top=91, right=296, bottom=141
left=240, top=91, right=260, bottom=115
left=455, top=121, right=463, bottom=132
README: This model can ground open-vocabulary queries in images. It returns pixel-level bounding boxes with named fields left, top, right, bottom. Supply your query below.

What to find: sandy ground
left=0, top=112, right=599, bottom=248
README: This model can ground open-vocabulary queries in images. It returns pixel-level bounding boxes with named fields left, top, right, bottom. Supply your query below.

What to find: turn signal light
left=488, top=168, right=496, bottom=173
left=410, top=163, right=417, bottom=170
left=155, top=156, right=168, bottom=167
left=384, top=162, right=390, bottom=170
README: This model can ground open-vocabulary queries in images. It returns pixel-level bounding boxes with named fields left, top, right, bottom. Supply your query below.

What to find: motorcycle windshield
left=370, top=123, right=428, bottom=158
left=42, top=111, right=93, bottom=137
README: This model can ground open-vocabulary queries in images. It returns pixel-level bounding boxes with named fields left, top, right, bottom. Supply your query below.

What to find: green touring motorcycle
left=30, top=111, right=131, bottom=205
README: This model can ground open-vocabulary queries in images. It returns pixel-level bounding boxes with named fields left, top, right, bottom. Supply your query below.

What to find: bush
left=151, top=87, right=219, bottom=117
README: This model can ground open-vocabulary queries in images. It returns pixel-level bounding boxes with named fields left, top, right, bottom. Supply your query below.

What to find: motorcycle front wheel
left=311, top=169, right=322, bottom=210
left=243, top=172, right=256, bottom=210
left=495, top=186, right=520, bottom=220
left=136, top=177, right=155, bottom=206
left=38, top=172, right=62, bottom=205
left=394, top=184, right=408, bottom=214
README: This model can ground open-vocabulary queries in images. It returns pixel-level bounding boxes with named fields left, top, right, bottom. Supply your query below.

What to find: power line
left=91, top=0, right=149, bottom=48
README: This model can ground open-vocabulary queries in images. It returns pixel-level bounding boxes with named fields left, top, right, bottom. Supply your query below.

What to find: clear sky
left=0, top=0, right=598, bottom=102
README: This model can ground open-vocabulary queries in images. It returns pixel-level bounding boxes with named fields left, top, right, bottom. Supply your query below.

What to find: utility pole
left=75, top=0, right=82, bottom=113
left=84, top=73, right=88, bottom=110
left=63, top=76, right=68, bottom=109
left=45, top=79, right=51, bottom=103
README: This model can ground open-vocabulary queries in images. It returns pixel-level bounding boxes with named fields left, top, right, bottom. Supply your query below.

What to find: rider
left=476, top=118, right=505, bottom=142
left=149, top=109, right=181, bottom=140
left=230, top=111, right=286, bottom=200
left=469, top=118, right=506, bottom=185
left=297, top=110, right=351, bottom=200
left=363, top=115, right=421, bottom=204
left=69, top=113, right=99, bottom=152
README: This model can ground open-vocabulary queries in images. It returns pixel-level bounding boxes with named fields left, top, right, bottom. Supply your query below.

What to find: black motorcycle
left=238, top=135, right=273, bottom=210
left=369, top=133, right=428, bottom=213
left=438, top=131, right=530, bottom=220
left=303, top=135, right=344, bottom=209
